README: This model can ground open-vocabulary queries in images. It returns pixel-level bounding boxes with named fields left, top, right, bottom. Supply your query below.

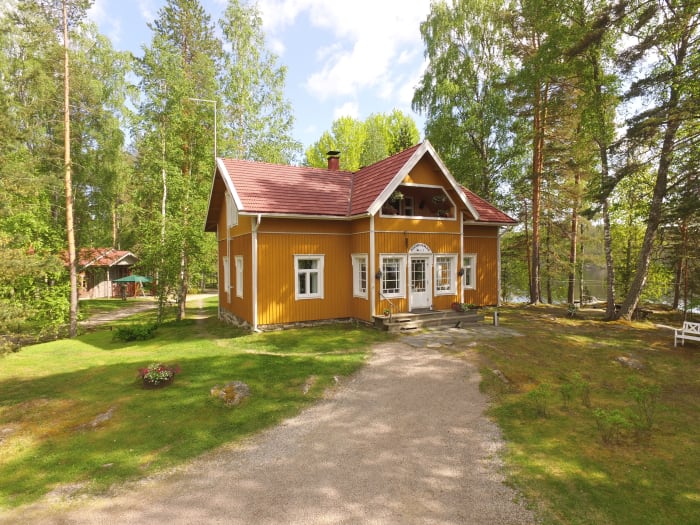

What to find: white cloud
left=268, top=37, right=286, bottom=56
left=333, top=101, right=359, bottom=120
left=259, top=0, right=432, bottom=103
left=87, top=0, right=107, bottom=24
left=138, top=0, right=157, bottom=24
left=87, top=0, right=123, bottom=45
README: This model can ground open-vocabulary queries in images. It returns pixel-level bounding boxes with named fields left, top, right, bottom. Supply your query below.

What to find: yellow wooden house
left=204, top=141, right=515, bottom=330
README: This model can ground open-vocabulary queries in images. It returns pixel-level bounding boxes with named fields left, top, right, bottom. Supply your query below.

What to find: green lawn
left=0, top=306, right=389, bottom=508
left=3, top=301, right=699, bottom=522
left=79, top=297, right=155, bottom=317
left=470, top=305, right=700, bottom=525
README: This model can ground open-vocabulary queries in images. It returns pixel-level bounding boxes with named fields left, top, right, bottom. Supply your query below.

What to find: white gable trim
left=367, top=141, right=480, bottom=220
left=216, top=158, right=244, bottom=211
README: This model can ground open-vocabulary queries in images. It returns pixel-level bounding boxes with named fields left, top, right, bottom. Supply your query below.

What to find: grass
left=79, top=297, right=155, bottom=317
left=470, top=304, right=700, bottom=525
left=3, top=299, right=699, bottom=522
left=0, top=303, right=389, bottom=509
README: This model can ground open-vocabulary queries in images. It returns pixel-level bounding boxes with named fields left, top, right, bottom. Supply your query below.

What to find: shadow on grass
left=479, top=305, right=700, bottom=525
left=0, top=335, right=369, bottom=508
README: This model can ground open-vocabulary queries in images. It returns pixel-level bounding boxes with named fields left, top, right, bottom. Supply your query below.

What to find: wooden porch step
left=373, top=310, right=484, bottom=332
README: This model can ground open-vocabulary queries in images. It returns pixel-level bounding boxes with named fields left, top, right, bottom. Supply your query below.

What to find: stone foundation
left=217, top=308, right=371, bottom=332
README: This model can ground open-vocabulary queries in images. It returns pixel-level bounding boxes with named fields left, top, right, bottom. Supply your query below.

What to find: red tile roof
left=219, top=159, right=353, bottom=216
left=76, top=248, right=136, bottom=268
left=206, top=141, right=515, bottom=227
left=349, top=144, right=422, bottom=215
left=462, top=188, right=517, bottom=224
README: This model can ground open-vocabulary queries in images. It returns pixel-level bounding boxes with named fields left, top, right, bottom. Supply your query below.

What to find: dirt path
left=80, top=293, right=216, bottom=328
left=4, top=340, right=535, bottom=524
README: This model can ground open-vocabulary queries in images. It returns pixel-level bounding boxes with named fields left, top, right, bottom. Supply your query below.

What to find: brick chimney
left=327, top=150, right=340, bottom=171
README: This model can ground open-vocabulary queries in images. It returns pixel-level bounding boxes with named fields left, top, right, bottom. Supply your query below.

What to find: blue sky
left=88, top=0, right=430, bottom=150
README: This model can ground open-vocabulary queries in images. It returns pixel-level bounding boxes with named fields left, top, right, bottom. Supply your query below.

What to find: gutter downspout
left=217, top=224, right=222, bottom=318
left=226, top=217, right=231, bottom=303
left=497, top=227, right=502, bottom=306
left=252, top=214, right=261, bottom=332
left=370, top=214, right=376, bottom=319
left=459, top=210, right=464, bottom=303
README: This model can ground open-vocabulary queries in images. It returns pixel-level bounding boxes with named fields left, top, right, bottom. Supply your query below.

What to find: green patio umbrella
left=113, top=275, right=152, bottom=297
left=113, top=275, right=152, bottom=283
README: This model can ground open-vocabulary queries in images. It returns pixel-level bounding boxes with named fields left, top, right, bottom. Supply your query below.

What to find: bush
left=560, top=381, right=575, bottom=408
left=527, top=383, right=553, bottom=418
left=594, top=408, right=631, bottom=445
left=626, top=379, right=661, bottom=440
left=114, top=323, right=158, bottom=342
left=572, top=373, right=592, bottom=408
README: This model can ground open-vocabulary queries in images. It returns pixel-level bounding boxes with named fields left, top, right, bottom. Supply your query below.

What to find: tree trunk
left=567, top=171, right=580, bottom=305
left=600, top=141, right=615, bottom=319
left=62, top=0, right=78, bottom=338
left=529, top=81, right=547, bottom=304
left=591, top=55, right=616, bottom=320
left=545, top=213, right=552, bottom=304
left=602, top=195, right=616, bottom=318
left=618, top=83, right=684, bottom=319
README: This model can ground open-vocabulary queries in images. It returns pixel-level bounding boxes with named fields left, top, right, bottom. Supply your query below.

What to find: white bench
left=674, top=321, right=700, bottom=347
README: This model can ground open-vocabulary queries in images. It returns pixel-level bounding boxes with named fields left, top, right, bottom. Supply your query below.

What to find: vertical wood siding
left=349, top=228, right=371, bottom=321
left=463, top=226, right=500, bottom=305
left=217, top=210, right=254, bottom=324
left=374, top=231, right=463, bottom=314
left=256, top=219, right=354, bottom=325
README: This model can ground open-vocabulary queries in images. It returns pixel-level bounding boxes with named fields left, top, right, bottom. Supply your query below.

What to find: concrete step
left=374, top=310, right=484, bottom=332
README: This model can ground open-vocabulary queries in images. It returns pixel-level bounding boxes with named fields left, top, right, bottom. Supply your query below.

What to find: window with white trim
left=403, top=196, right=414, bottom=216
left=463, top=254, right=477, bottom=290
left=435, top=255, right=457, bottom=295
left=352, top=254, right=368, bottom=298
left=295, top=255, right=324, bottom=300
left=234, top=255, right=244, bottom=298
left=226, top=192, right=238, bottom=227
left=223, top=255, right=230, bottom=301
left=380, top=255, right=406, bottom=298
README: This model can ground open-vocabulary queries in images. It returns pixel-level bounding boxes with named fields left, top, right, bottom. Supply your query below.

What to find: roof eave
left=240, top=211, right=359, bottom=221
left=205, top=158, right=245, bottom=232
left=463, top=220, right=517, bottom=227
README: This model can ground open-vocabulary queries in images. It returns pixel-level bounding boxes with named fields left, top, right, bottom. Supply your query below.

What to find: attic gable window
left=226, top=192, right=238, bottom=227
left=380, top=185, right=455, bottom=220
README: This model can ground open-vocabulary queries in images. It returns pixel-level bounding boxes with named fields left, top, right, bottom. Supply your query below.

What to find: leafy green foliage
left=412, top=0, right=518, bottom=202
left=113, top=323, right=159, bottom=342
left=304, top=110, right=420, bottom=170
left=526, top=383, right=553, bottom=418
left=593, top=408, right=631, bottom=445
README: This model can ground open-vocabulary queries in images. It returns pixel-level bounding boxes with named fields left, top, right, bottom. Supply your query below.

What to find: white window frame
left=403, top=196, right=414, bottom=216
left=352, top=254, right=368, bottom=299
left=434, top=254, right=458, bottom=295
left=223, top=255, right=231, bottom=301
left=226, top=192, right=238, bottom=228
left=463, top=254, right=477, bottom=290
left=234, top=255, right=244, bottom=298
left=380, top=254, right=407, bottom=299
left=294, top=255, right=324, bottom=300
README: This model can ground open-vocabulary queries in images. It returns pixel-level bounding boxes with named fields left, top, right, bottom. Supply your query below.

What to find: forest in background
left=0, top=0, right=698, bottom=341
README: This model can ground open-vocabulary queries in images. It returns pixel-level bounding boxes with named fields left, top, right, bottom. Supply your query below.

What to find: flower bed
left=137, top=363, right=180, bottom=388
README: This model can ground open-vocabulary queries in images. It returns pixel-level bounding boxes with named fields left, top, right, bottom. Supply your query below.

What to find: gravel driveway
left=4, top=340, right=535, bottom=524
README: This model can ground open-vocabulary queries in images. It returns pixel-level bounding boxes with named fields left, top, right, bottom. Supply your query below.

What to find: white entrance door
left=409, top=256, right=432, bottom=310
